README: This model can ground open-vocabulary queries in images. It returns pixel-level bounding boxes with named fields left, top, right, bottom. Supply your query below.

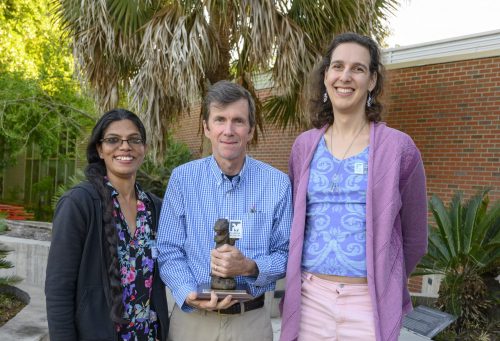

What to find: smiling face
left=324, top=42, right=377, bottom=117
left=97, top=119, right=146, bottom=182
left=203, top=98, right=254, bottom=175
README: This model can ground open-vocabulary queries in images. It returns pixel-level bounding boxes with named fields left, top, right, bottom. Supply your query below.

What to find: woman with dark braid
left=45, top=109, right=169, bottom=340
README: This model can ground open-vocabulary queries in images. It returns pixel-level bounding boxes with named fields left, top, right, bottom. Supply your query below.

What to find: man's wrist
left=244, top=258, right=258, bottom=276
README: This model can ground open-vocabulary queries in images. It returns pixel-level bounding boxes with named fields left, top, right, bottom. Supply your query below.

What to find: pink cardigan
left=280, top=122, right=428, bottom=341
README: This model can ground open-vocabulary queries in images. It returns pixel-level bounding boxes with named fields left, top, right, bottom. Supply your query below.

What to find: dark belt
left=216, top=295, right=265, bottom=315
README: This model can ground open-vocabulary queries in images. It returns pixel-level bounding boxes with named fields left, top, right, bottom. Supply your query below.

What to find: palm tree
left=53, top=0, right=399, bottom=157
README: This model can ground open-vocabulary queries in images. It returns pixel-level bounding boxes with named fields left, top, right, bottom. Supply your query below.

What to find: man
left=157, top=80, right=292, bottom=341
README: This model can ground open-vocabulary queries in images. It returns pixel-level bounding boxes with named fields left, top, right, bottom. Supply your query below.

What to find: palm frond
left=427, top=227, right=452, bottom=265
left=0, top=276, right=22, bottom=286
left=131, top=4, right=218, bottom=157
left=418, top=190, right=500, bottom=282
left=473, top=192, right=499, bottom=245
left=107, top=0, right=157, bottom=38
left=264, top=89, right=307, bottom=131
left=240, top=0, right=278, bottom=68
left=448, top=191, right=463, bottom=258
left=463, top=191, right=488, bottom=253
left=430, top=194, right=457, bottom=257
left=55, top=0, right=403, bottom=157
left=272, top=14, right=318, bottom=94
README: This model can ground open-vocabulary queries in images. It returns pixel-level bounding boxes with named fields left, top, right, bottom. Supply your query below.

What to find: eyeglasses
left=100, top=137, right=145, bottom=146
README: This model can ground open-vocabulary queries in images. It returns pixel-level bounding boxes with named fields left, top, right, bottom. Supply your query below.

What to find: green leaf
left=430, top=194, right=457, bottom=257
left=462, top=193, right=484, bottom=252
left=449, top=192, right=463, bottom=254
left=477, top=200, right=500, bottom=245
left=0, top=275, right=22, bottom=286
left=263, top=90, right=305, bottom=131
left=428, top=227, right=451, bottom=263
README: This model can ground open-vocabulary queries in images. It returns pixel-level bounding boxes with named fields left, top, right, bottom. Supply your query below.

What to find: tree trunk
left=205, top=5, right=232, bottom=84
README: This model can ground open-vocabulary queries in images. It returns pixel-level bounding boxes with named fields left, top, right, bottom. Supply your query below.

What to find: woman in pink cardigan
left=280, top=32, right=428, bottom=341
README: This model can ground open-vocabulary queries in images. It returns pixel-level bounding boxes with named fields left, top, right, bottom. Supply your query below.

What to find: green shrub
left=0, top=214, right=22, bottom=287
left=136, top=135, right=193, bottom=197
left=415, top=190, right=500, bottom=337
left=51, top=170, right=85, bottom=209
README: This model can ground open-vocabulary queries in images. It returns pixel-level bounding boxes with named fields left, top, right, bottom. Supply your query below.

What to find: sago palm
left=415, top=190, right=500, bottom=333
left=52, top=0, right=399, bottom=158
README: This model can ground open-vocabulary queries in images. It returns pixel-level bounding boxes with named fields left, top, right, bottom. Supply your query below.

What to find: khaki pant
left=168, top=303, right=273, bottom=341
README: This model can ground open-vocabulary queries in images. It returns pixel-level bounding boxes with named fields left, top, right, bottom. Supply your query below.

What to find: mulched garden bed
left=0, top=292, right=26, bottom=327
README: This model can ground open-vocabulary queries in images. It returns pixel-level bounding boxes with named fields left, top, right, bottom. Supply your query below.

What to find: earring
left=323, top=92, right=328, bottom=103
left=367, top=92, right=373, bottom=107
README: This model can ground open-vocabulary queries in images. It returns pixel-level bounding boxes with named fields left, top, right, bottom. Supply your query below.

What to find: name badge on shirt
left=150, top=240, right=158, bottom=259
left=354, top=162, right=365, bottom=175
left=229, top=220, right=243, bottom=239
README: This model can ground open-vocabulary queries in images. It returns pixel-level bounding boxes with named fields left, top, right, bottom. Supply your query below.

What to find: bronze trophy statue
left=211, top=218, right=236, bottom=290
left=197, top=218, right=253, bottom=301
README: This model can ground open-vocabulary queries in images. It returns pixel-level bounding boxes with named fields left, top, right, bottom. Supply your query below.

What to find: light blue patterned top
left=302, top=137, right=369, bottom=277
left=157, top=155, right=292, bottom=312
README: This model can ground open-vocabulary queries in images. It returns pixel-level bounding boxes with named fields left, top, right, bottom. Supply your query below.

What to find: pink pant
left=299, top=272, right=376, bottom=340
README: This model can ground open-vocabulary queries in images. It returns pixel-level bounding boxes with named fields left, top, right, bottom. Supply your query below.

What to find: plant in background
left=415, top=190, right=500, bottom=338
left=0, top=0, right=96, bottom=168
left=1, top=0, right=97, bottom=219
left=0, top=213, right=25, bottom=327
left=0, top=213, right=22, bottom=287
left=137, top=135, right=193, bottom=198
left=51, top=170, right=86, bottom=210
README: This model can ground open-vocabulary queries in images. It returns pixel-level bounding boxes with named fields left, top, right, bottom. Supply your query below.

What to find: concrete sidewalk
left=0, top=283, right=48, bottom=341
left=272, top=318, right=281, bottom=340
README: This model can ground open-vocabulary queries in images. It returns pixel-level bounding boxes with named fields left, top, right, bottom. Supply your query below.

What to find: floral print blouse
left=106, top=180, right=159, bottom=341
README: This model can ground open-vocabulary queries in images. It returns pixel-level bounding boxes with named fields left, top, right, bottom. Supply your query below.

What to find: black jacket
left=45, top=181, right=169, bottom=341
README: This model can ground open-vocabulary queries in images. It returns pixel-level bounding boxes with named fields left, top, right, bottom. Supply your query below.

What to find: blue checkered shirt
left=157, top=155, right=292, bottom=312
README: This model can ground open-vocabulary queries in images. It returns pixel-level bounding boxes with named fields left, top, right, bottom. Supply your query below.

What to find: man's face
left=203, top=98, right=254, bottom=174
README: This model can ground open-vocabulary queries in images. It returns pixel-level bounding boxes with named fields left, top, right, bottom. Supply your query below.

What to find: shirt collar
left=209, top=155, right=250, bottom=186
left=104, top=178, right=150, bottom=203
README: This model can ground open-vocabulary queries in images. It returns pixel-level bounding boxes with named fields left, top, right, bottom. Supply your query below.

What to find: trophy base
left=197, top=283, right=254, bottom=302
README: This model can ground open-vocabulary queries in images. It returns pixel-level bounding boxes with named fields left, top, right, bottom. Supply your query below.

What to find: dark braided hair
left=309, top=32, right=385, bottom=128
left=84, top=109, right=146, bottom=323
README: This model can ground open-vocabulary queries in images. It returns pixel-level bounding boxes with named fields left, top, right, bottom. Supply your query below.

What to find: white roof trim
left=383, top=29, right=500, bottom=69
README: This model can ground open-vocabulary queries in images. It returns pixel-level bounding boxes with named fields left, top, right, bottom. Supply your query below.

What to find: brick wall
left=384, top=56, right=500, bottom=204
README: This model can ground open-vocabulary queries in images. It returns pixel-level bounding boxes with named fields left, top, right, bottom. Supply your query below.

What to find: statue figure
left=211, top=218, right=236, bottom=290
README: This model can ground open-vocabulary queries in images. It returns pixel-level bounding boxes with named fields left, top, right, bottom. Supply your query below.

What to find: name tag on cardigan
left=354, top=162, right=365, bottom=174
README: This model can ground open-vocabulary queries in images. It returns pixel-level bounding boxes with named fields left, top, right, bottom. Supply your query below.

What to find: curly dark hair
left=84, top=108, right=146, bottom=323
left=309, top=32, right=385, bottom=128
